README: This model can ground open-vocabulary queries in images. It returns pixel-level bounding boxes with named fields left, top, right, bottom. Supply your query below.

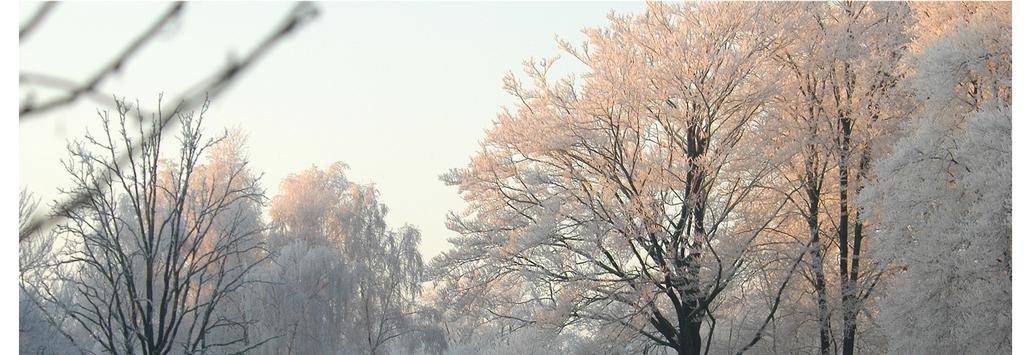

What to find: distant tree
left=37, top=98, right=270, bottom=354
left=244, top=238, right=355, bottom=354
left=247, top=163, right=444, bottom=354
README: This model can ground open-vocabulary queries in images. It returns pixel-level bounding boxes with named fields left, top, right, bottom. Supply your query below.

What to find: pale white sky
left=19, top=1, right=647, bottom=259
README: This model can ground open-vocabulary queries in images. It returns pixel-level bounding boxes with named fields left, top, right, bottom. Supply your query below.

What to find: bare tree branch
left=19, top=2, right=57, bottom=41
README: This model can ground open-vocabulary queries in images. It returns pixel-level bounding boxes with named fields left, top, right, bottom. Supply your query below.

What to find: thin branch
left=19, top=2, right=57, bottom=41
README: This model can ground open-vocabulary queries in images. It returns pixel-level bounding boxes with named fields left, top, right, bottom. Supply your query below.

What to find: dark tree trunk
left=838, top=113, right=854, bottom=355
left=677, top=320, right=702, bottom=355
left=843, top=147, right=871, bottom=355
left=810, top=222, right=832, bottom=355
left=806, top=162, right=832, bottom=355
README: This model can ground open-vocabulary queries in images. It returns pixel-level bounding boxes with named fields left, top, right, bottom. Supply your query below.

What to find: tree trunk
left=843, top=147, right=871, bottom=355
left=676, top=320, right=702, bottom=355
left=811, top=226, right=832, bottom=355
left=838, top=114, right=854, bottom=355
left=807, top=180, right=832, bottom=355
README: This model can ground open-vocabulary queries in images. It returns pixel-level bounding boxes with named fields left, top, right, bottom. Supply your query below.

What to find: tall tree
left=433, top=3, right=798, bottom=354
left=760, top=3, right=914, bottom=354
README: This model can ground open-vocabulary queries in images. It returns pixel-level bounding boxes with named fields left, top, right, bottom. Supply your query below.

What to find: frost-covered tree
left=751, top=3, right=914, bottom=354
left=246, top=163, right=444, bottom=354
left=17, top=2, right=1011, bottom=355
left=433, top=3, right=800, bottom=354
left=244, top=239, right=354, bottom=354
left=37, top=98, right=270, bottom=354
left=869, top=102, right=1010, bottom=355
left=864, top=3, right=1010, bottom=353
left=19, top=189, right=77, bottom=355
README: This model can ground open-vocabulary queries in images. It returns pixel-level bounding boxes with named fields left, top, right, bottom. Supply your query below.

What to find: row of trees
left=18, top=2, right=1010, bottom=354
left=19, top=100, right=444, bottom=354
left=430, top=2, right=1010, bottom=355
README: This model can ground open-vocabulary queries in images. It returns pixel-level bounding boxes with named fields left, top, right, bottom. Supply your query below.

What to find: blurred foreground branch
left=19, top=1, right=56, bottom=41
left=19, top=2, right=320, bottom=241
left=19, top=2, right=184, bottom=118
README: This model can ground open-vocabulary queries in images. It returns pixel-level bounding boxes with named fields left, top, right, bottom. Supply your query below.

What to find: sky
left=19, top=2, right=648, bottom=259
